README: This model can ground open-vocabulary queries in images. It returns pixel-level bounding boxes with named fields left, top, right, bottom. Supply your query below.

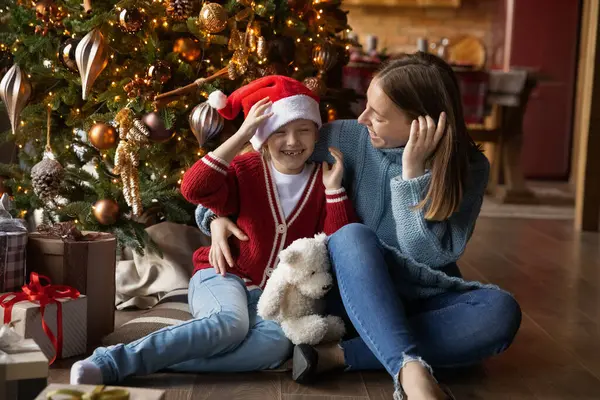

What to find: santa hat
left=208, top=75, right=322, bottom=150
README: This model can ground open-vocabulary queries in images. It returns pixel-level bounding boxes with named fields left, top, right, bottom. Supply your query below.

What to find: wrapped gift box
left=36, top=384, right=165, bottom=400
left=0, top=193, right=28, bottom=293
left=0, top=334, right=49, bottom=400
left=0, top=288, right=87, bottom=361
left=0, top=231, right=28, bottom=293
left=27, top=232, right=116, bottom=348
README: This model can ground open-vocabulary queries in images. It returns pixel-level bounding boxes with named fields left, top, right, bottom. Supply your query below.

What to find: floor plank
left=283, top=396, right=368, bottom=400
left=46, top=218, right=600, bottom=399
left=281, top=372, right=368, bottom=397
left=191, top=373, right=281, bottom=400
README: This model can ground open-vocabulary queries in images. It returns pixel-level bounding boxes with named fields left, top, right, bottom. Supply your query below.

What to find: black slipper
left=292, top=344, right=318, bottom=384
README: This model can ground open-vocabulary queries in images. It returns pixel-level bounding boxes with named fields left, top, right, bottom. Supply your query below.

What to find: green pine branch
left=0, top=0, right=357, bottom=252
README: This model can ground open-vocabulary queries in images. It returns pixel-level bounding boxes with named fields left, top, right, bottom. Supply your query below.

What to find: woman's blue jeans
left=325, top=224, right=522, bottom=379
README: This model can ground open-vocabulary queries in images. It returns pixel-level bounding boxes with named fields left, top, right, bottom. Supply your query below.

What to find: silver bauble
left=189, top=102, right=224, bottom=146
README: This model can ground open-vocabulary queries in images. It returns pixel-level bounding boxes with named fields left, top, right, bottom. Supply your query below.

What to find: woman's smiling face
left=357, top=78, right=412, bottom=149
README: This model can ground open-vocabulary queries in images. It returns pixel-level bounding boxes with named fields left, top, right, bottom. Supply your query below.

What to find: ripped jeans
left=325, top=224, right=521, bottom=391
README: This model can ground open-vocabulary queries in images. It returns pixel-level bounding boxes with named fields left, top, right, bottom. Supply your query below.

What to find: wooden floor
left=49, top=218, right=600, bottom=399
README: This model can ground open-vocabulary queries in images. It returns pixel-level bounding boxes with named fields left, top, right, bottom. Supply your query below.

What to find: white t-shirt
left=269, top=162, right=312, bottom=218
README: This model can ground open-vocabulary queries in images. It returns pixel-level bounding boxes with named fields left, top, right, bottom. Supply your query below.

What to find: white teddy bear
left=257, top=233, right=346, bottom=345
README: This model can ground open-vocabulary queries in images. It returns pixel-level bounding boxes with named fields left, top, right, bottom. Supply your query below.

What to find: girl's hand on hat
left=402, top=112, right=446, bottom=180
left=237, top=97, right=274, bottom=141
left=212, top=97, right=273, bottom=164
left=322, top=147, right=345, bottom=190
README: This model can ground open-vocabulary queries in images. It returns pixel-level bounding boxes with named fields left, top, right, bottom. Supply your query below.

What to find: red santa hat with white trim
left=207, top=75, right=322, bottom=150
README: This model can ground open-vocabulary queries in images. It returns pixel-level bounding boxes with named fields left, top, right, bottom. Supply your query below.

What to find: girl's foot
left=70, top=360, right=103, bottom=384
left=292, top=342, right=345, bottom=384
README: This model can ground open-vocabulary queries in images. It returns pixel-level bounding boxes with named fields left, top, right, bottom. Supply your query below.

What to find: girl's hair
left=376, top=52, right=479, bottom=221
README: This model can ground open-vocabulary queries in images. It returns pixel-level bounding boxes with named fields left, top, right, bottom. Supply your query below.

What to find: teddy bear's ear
left=314, top=232, right=328, bottom=244
left=280, top=249, right=301, bottom=265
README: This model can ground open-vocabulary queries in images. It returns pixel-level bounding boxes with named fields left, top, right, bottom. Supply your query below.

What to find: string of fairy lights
left=0, top=0, right=353, bottom=229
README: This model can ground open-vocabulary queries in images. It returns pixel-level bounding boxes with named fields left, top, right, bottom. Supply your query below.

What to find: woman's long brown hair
left=377, top=52, right=479, bottom=221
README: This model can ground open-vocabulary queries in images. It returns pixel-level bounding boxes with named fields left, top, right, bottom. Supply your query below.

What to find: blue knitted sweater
left=196, top=119, right=495, bottom=299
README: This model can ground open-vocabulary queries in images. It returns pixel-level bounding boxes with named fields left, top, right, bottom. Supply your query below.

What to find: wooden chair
left=456, top=69, right=538, bottom=203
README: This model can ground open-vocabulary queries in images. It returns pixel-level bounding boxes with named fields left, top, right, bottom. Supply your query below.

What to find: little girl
left=71, top=75, right=357, bottom=384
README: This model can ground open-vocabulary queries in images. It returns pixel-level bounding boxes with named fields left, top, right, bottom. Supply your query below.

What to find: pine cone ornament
left=31, top=156, right=64, bottom=204
left=124, top=78, right=155, bottom=100
left=167, top=0, right=193, bottom=21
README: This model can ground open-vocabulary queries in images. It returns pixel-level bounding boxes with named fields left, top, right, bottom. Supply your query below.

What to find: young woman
left=70, top=76, right=356, bottom=385
left=199, top=53, right=522, bottom=400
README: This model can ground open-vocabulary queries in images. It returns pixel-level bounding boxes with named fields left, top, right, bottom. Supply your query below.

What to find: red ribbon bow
left=0, top=272, right=80, bottom=364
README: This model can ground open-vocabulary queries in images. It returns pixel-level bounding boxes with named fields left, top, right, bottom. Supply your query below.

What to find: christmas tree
left=0, top=0, right=356, bottom=253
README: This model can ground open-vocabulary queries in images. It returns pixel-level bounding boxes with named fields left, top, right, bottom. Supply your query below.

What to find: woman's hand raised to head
left=402, top=112, right=446, bottom=181
left=208, top=217, right=248, bottom=276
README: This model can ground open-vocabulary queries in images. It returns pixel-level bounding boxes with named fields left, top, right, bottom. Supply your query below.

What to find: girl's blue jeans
left=87, top=269, right=293, bottom=383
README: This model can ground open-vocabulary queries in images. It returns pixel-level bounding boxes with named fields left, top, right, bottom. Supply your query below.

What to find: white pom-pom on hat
left=208, top=90, right=227, bottom=110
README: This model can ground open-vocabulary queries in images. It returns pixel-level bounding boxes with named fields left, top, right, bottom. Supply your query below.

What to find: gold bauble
left=199, top=3, right=228, bottom=34
left=312, top=42, right=338, bottom=73
left=93, top=199, right=120, bottom=225
left=88, top=123, right=118, bottom=150
left=118, top=8, right=145, bottom=34
left=303, top=76, right=327, bottom=97
left=173, top=38, right=202, bottom=62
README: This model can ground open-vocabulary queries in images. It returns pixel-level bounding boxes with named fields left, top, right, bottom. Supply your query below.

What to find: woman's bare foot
left=399, top=361, right=448, bottom=400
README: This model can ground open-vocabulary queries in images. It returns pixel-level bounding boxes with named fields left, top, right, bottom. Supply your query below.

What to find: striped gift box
left=0, top=232, right=27, bottom=293
left=102, top=289, right=191, bottom=346
left=0, top=295, right=87, bottom=361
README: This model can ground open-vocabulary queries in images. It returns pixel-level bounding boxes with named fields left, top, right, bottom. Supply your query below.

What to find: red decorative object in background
left=453, top=70, right=489, bottom=125
left=342, top=60, right=379, bottom=117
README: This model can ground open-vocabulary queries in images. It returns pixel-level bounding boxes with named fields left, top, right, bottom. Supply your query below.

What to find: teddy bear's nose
left=322, top=284, right=332, bottom=291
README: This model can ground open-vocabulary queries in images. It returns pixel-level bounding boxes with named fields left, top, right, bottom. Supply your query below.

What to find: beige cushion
left=102, top=289, right=192, bottom=346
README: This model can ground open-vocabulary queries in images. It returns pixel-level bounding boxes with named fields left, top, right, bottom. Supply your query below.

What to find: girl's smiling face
left=265, top=119, right=318, bottom=174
